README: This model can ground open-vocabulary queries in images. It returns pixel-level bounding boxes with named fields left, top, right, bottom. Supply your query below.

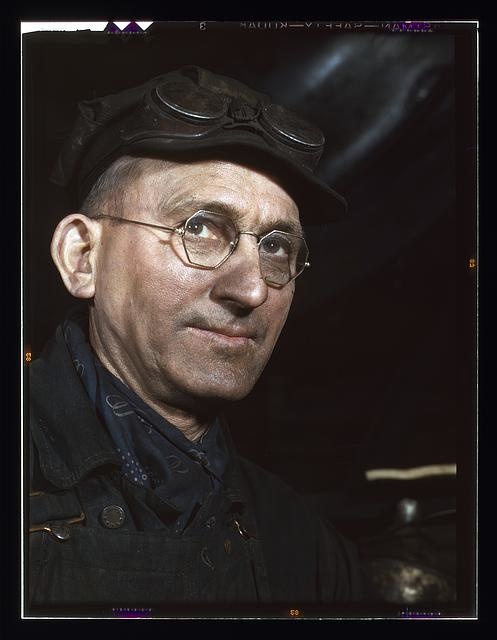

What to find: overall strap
left=226, top=458, right=272, bottom=602
left=29, top=434, right=85, bottom=541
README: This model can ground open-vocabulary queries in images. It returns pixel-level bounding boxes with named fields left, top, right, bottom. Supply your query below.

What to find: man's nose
left=211, top=234, right=268, bottom=310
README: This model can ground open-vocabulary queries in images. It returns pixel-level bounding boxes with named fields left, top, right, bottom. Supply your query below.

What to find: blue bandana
left=62, top=309, right=228, bottom=533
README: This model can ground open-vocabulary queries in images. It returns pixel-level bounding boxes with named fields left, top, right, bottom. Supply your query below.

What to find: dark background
left=22, top=21, right=477, bottom=612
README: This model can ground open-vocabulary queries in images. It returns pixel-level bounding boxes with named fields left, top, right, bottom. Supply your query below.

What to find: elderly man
left=28, top=66, right=363, bottom=611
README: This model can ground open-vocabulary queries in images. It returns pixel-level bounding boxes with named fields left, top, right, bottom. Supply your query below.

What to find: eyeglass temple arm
left=93, top=215, right=182, bottom=235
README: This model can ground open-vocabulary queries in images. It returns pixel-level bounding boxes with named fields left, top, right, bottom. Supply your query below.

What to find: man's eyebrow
left=161, top=197, right=304, bottom=237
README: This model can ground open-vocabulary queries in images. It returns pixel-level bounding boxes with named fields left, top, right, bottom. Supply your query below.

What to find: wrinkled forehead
left=128, top=157, right=302, bottom=233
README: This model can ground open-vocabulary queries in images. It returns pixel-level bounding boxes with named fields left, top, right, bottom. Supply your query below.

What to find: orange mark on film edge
left=469, top=258, right=476, bottom=269
left=25, top=351, right=32, bottom=363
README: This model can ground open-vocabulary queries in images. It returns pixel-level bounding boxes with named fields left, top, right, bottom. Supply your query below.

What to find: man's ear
left=50, top=214, right=102, bottom=299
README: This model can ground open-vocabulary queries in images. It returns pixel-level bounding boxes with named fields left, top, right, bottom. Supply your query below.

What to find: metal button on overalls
left=100, top=505, right=126, bottom=528
left=50, top=522, right=72, bottom=541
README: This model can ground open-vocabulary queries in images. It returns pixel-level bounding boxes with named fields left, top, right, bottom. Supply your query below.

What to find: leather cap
left=51, top=65, right=347, bottom=225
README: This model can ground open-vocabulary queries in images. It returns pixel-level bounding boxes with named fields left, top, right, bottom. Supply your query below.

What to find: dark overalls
left=29, top=454, right=271, bottom=609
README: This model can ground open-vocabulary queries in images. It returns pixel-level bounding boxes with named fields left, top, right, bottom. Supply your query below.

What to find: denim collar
left=30, top=321, right=121, bottom=489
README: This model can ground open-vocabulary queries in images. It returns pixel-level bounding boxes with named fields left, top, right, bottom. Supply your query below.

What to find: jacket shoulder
left=237, top=456, right=312, bottom=514
left=236, top=456, right=364, bottom=601
left=236, top=456, right=339, bottom=538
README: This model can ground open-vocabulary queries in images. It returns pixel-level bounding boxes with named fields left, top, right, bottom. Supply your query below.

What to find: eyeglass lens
left=182, top=211, right=308, bottom=285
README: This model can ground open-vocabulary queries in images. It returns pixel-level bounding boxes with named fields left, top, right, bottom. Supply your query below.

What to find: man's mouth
left=187, top=323, right=258, bottom=346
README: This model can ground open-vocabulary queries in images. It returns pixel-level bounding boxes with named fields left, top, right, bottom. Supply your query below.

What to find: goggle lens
left=155, top=79, right=227, bottom=122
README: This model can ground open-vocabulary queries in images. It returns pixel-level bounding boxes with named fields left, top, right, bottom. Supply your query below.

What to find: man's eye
left=261, top=236, right=291, bottom=257
left=186, top=220, right=215, bottom=239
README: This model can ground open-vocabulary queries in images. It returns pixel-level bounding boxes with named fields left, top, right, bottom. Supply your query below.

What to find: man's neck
left=89, top=324, right=210, bottom=443
left=100, top=350, right=209, bottom=441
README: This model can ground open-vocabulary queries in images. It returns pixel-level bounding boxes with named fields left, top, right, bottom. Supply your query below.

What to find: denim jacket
left=27, top=325, right=363, bottom=615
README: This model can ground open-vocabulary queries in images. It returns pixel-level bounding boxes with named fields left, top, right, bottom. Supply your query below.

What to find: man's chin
left=174, top=370, right=260, bottom=408
left=152, top=355, right=266, bottom=409
left=158, top=386, right=251, bottom=417
left=190, top=380, right=257, bottom=404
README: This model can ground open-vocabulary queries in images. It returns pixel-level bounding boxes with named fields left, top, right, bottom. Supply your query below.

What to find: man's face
left=90, top=159, right=300, bottom=411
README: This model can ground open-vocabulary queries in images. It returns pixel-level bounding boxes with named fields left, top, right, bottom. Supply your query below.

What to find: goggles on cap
left=146, top=71, right=324, bottom=155
left=52, top=66, right=348, bottom=223
left=77, top=67, right=326, bottom=202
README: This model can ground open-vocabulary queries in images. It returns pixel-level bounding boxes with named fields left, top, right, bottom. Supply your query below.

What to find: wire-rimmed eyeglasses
left=94, top=210, right=310, bottom=287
